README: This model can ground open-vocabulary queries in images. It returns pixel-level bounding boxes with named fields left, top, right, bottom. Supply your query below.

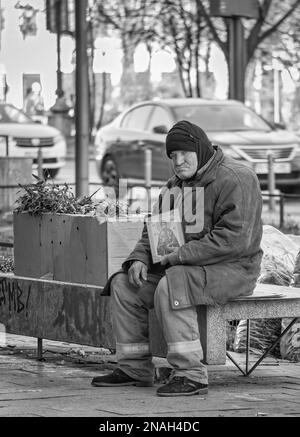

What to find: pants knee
left=111, top=273, right=130, bottom=300
left=154, top=276, right=170, bottom=311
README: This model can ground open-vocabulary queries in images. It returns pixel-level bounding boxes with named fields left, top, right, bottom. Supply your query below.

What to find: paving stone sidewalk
left=0, top=330, right=299, bottom=418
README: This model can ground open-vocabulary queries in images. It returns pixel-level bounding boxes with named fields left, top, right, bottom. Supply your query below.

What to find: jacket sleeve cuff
left=168, top=251, right=181, bottom=266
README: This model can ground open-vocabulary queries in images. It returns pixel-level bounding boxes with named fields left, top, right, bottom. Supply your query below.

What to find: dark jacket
left=103, top=146, right=263, bottom=309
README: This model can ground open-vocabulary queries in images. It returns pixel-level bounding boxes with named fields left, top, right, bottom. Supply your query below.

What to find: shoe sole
left=91, top=381, right=153, bottom=387
left=157, top=388, right=208, bottom=397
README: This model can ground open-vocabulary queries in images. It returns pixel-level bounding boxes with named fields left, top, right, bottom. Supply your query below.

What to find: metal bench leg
left=37, top=337, right=43, bottom=361
left=246, top=319, right=250, bottom=375
left=226, top=319, right=250, bottom=376
left=227, top=318, right=298, bottom=376
left=226, top=351, right=247, bottom=376
left=245, top=317, right=298, bottom=376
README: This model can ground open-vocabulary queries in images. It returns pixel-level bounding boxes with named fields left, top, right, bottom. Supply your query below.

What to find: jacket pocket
left=165, top=266, right=193, bottom=310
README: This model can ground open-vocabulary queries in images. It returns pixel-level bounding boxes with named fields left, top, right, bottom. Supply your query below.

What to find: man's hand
left=160, top=248, right=180, bottom=266
left=128, top=261, right=148, bottom=288
left=165, top=244, right=178, bottom=254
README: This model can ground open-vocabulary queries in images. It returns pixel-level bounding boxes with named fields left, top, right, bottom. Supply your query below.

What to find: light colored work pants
left=110, top=272, right=208, bottom=385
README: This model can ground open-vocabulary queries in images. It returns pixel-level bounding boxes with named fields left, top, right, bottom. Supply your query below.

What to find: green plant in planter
left=14, top=175, right=130, bottom=217
left=0, top=256, right=14, bottom=273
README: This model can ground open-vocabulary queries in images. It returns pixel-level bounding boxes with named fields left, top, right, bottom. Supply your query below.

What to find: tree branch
left=247, top=0, right=300, bottom=62
left=168, top=15, right=188, bottom=96
left=196, top=0, right=228, bottom=58
left=258, top=0, right=300, bottom=44
left=95, top=3, right=122, bottom=30
left=246, top=0, right=273, bottom=61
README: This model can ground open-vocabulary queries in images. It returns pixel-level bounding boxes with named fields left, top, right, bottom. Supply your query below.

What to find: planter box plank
left=52, top=214, right=74, bottom=283
left=14, top=213, right=144, bottom=287
left=85, top=218, right=108, bottom=287
left=107, top=221, right=145, bottom=276
left=40, top=214, right=54, bottom=278
left=13, top=213, right=42, bottom=278
left=65, top=215, right=87, bottom=285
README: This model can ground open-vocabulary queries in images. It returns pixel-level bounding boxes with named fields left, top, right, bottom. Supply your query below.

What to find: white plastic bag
left=259, top=225, right=299, bottom=284
left=280, top=234, right=300, bottom=362
left=280, top=318, right=300, bottom=361
left=234, top=226, right=299, bottom=357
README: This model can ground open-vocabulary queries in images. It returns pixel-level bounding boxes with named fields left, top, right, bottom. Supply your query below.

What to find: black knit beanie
left=166, top=120, right=214, bottom=170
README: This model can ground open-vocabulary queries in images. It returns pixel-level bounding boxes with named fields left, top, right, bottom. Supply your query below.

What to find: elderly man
left=91, top=120, right=263, bottom=397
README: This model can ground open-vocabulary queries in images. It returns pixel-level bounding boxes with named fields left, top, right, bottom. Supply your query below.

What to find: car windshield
left=0, top=105, right=33, bottom=124
left=173, top=105, right=272, bottom=132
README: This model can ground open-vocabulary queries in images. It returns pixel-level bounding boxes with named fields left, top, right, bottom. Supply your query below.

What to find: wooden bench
left=1, top=274, right=300, bottom=374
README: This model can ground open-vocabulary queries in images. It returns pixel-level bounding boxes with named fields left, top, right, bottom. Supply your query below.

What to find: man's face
left=170, top=151, right=198, bottom=180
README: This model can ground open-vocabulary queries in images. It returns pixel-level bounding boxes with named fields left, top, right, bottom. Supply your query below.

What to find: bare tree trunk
left=176, top=61, right=188, bottom=97
left=96, top=72, right=107, bottom=130
left=186, top=67, right=193, bottom=97
left=195, top=44, right=201, bottom=97
left=120, top=37, right=136, bottom=107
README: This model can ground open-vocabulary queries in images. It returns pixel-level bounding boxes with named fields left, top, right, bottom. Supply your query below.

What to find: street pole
left=228, top=17, right=246, bottom=102
left=55, top=0, right=63, bottom=98
left=75, top=0, right=89, bottom=197
left=0, top=0, right=2, bottom=52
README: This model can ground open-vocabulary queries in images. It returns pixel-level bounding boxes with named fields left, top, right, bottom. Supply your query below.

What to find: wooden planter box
left=13, top=212, right=144, bottom=286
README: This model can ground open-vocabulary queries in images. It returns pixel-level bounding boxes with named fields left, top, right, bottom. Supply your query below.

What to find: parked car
left=0, top=102, right=66, bottom=178
left=94, top=98, right=300, bottom=193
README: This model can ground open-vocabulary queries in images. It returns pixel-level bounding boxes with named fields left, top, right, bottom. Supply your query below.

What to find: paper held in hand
left=146, top=209, right=185, bottom=264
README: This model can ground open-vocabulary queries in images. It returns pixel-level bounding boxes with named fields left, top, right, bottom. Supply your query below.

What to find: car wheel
left=43, top=168, right=59, bottom=179
left=101, top=155, right=120, bottom=194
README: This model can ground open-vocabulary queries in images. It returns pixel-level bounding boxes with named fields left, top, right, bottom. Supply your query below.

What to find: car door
left=145, top=105, right=174, bottom=180
left=111, top=104, right=154, bottom=180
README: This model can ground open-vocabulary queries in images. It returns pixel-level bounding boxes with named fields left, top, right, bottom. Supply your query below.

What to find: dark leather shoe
left=91, top=368, right=153, bottom=387
left=156, top=376, right=208, bottom=397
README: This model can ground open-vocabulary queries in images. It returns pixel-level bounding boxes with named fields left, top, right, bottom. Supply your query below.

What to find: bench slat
left=232, top=283, right=300, bottom=301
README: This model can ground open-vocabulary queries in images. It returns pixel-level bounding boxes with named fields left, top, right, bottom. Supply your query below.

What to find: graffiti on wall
left=53, top=288, right=113, bottom=345
left=0, top=278, right=31, bottom=316
left=0, top=277, right=113, bottom=348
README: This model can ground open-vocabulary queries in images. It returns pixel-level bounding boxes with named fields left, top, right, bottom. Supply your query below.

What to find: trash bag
left=280, top=317, right=300, bottom=362
left=258, top=225, right=299, bottom=284
left=292, top=245, right=300, bottom=287
left=280, top=242, right=300, bottom=362
left=233, top=226, right=299, bottom=358
left=233, top=318, right=282, bottom=357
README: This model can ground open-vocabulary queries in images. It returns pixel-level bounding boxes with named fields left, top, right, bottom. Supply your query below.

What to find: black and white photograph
left=0, top=0, right=300, bottom=425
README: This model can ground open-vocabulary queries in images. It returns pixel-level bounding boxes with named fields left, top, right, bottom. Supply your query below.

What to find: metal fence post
left=144, top=146, right=152, bottom=214
left=5, top=136, right=9, bottom=157
left=37, top=147, right=43, bottom=179
left=279, top=194, right=285, bottom=228
left=267, top=151, right=275, bottom=211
